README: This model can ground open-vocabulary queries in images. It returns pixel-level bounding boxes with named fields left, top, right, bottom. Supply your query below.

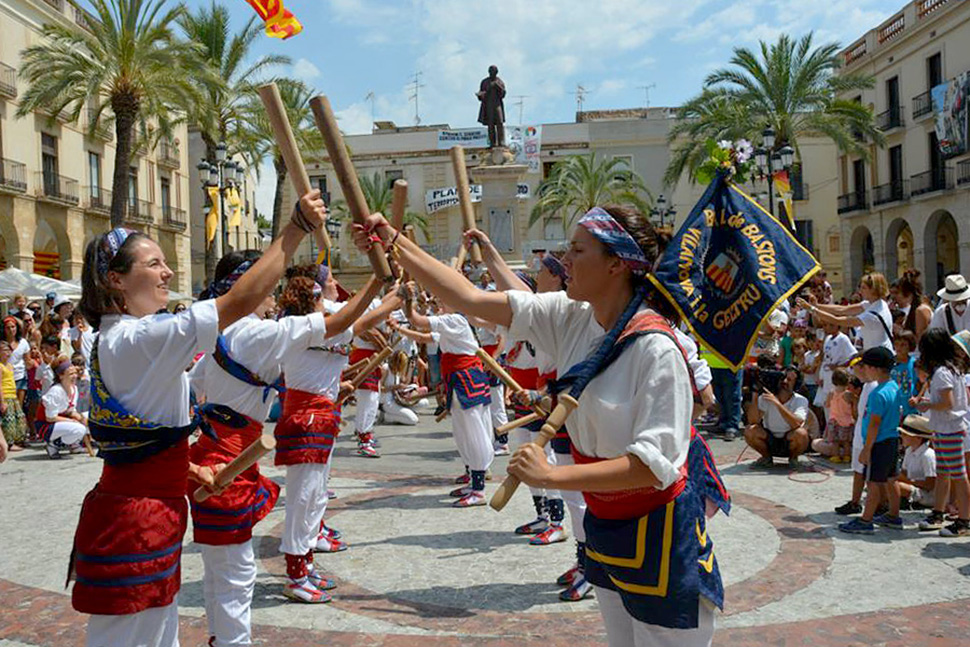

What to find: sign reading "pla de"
left=425, top=184, right=530, bottom=214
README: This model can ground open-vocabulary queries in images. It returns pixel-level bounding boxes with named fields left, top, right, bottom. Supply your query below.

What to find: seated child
left=897, top=415, right=936, bottom=510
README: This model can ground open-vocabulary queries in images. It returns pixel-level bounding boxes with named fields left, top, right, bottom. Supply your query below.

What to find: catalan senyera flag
left=244, top=0, right=303, bottom=39
left=772, top=169, right=795, bottom=229
left=649, top=170, right=819, bottom=370
left=227, top=187, right=242, bottom=228
left=206, top=185, right=220, bottom=244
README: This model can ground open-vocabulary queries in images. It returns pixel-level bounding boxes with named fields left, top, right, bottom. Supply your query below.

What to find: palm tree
left=529, top=153, right=653, bottom=232
left=17, top=0, right=216, bottom=227
left=178, top=1, right=291, bottom=280
left=330, top=172, right=432, bottom=242
left=239, top=78, right=322, bottom=238
left=665, top=32, right=883, bottom=187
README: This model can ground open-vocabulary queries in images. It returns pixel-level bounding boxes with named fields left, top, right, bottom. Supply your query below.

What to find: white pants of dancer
left=50, top=420, right=87, bottom=446
left=513, top=427, right=559, bottom=499
left=281, top=463, right=329, bottom=555
left=200, top=541, right=256, bottom=647
left=595, top=588, right=714, bottom=647
left=553, top=450, right=587, bottom=543
left=87, top=600, right=179, bottom=647
left=488, top=384, right=508, bottom=429
left=354, top=389, right=380, bottom=434
left=451, top=402, right=493, bottom=472
left=381, top=396, right=420, bottom=425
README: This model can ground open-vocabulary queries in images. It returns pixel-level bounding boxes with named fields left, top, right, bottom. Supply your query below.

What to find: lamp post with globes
left=650, top=194, right=677, bottom=231
left=197, top=142, right=246, bottom=262
left=753, top=126, right=795, bottom=229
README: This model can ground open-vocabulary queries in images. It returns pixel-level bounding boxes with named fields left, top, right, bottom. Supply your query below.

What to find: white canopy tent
left=0, top=268, right=82, bottom=300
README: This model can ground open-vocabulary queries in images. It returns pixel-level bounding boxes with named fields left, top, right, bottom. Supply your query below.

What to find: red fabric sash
left=482, top=344, right=499, bottom=357
left=348, top=347, right=380, bottom=391
left=571, top=446, right=687, bottom=520
left=99, top=439, right=191, bottom=499
left=508, top=366, right=539, bottom=390
left=274, top=389, right=340, bottom=466
left=440, top=353, right=483, bottom=380
left=190, top=415, right=280, bottom=545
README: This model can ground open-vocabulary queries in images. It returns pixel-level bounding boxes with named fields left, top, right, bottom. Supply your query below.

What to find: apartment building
left=0, top=0, right=192, bottom=293
left=287, top=109, right=843, bottom=294
left=837, top=0, right=970, bottom=293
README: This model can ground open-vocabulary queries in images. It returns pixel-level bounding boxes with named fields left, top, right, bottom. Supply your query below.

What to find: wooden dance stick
left=496, top=412, right=542, bottom=435
left=450, top=146, right=482, bottom=264
left=453, top=242, right=468, bottom=272
left=475, top=349, right=547, bottom=417
left=309, top=95, right=393, bottom=281
left=192, top=435, right=276, bottom=502
left=344, top=356, right=371, bottom=377
left=338, top=346, right=393, bottom=404
left=390, top=180, right=408, bottom=230
left=401, top=226, right=417, bottom=284
left=257, top=83, right=332, bottom=254
left=82, top=433, right=95, bottom=458
left=490, top=394, right=579, bottom=511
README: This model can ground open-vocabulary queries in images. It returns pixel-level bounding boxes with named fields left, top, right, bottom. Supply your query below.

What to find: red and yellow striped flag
left=244, top=0, right=303, bottom=39
left=772, top=169, right=795, bottom=229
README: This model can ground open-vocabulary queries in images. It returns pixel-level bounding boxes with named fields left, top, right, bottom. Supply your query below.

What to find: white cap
left=52, top=295, right=72, bottom=310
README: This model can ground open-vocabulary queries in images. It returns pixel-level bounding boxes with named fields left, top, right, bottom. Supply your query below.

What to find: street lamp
left=754, top=126, right=796, bottom=230
left=198, top=141, right=246, bottom=266
left=651, top=193, right=677, bottom=229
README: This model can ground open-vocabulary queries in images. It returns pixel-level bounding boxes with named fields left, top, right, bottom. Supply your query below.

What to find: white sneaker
left=493, top=443, right=510, bottom=456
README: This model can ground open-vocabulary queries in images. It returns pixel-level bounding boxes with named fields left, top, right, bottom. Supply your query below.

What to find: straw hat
left=899, top=414, right=932, bottom=439
left=937, top=274, right=970, bottom=302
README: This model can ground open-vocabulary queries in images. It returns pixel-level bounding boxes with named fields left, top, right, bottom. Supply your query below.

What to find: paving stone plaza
left=2, top=404, right=970, bottom=646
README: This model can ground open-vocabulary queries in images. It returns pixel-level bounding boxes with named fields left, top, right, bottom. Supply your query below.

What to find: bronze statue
left=477, top=65, right=506, bottom=148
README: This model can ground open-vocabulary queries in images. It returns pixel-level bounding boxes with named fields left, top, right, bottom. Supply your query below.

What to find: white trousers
left=451, top=402, right=493, bottom=472
left=354, top=389, right=380, bottom=434
left=488, top=384, right=508, bottom=429
left=554, top=451, right=587, bottom=543
left=50, top=420, right=87, bottom=446
left=200, top=541, right=256, bottom=647
left=281, top=463, right=328, bottom=555
left=513, top=427, right=560, bottom=500
left=87, top=600, right=179, bottom=647
left=595, top=587, right=714, bottom=647
left=381, top=397, right=420, bottom=425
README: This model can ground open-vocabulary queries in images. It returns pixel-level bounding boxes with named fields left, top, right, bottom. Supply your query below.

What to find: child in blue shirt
left=892, top=330, right=918, bottom=418
left=839, top=346, right=902, bottom=534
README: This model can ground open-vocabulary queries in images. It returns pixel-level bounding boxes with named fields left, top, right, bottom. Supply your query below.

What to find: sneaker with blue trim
left=873, top=513, right=903, bottom=530
left=838, top=518, right=875, bottom=534
left=559, top=575, right=594, bottom=601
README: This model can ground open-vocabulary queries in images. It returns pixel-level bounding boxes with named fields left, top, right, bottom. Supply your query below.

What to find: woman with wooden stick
left=352, top=205, right=726, bottom=646
left=72, top=191, right=326, bottom=647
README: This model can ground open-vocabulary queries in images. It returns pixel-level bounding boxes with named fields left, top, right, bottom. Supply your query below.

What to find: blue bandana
left=201, top=260, right=254, bottom=300
left=541, top=253, right=568, bottom=283
left=96, top=228, right=135, bottom=279
left=577, top=207, right=649, bottom=275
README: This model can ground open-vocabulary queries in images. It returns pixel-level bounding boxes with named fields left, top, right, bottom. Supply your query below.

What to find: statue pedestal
left=470, top=161, right=529, bottom=261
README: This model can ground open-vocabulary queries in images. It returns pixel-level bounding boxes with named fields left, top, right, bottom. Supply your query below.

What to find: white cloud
left=292, top=58, right=321, bottom=82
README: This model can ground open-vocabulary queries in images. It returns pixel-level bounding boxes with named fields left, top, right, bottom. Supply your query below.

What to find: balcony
left=912, top=91, right=933, bottom=120
left=837, top=190, right=868, bottom=214
left=35, top=172, right=79, bottom=205
left=83, top=187, right=111, bottom=216
left=0, top=158, right=27, bottom=193
left=0, top=62, right=16, bottom=99
left=872, top=180, right=908, bottom=206
left=844, top=39, right=867, bottom=66
left=877, top=12, right=905, bottom=43
left=157, top=140, right=180, bottom=169
left=876, top=106, right=904, bottom=131
left=958, top=160, right=970, bottom=186
left=918, top=0, right=950, bottom=19
left=124, top=199, right=154, bottom=225
left=910, top=167, right=954, bottom=196
left=40, top=0, right=63, bottom=10
left=73, top=5, right=93, bottom=31
left=86, top=108, right=113, bottom=141
left=161, top=205, right=187, bottom=231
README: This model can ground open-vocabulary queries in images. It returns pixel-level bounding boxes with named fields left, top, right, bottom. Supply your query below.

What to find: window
left=313, top=175, right=330, bottom=205
left=128, top=166, right=138, bottom=206
left=385, top=169, right=403, bottom=189
left=790, top=164, right=806, bottom=201
left=889, top=145, right=903, bottom=189
left=794, top=220, right=814, bottom=252
left=41, top=133, right=58, bottom=196
left=88, top=152, right=101, bottom=198
left=612, top=155, right=633, bottom=171
left=828, top=235, right=840, bottom=254
left=928, top=52, right=942, bottom=90
left=852, top=159, right=866, bottom=196
left=160, top=177, right=171, bottom=214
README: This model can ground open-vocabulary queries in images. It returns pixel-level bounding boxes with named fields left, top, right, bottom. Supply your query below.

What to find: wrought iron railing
left=85, top=187, right=111, bottom=215
left=162, top=205, right=186, bottom=230
left=872, top=180, right=907, bottom=205
left=0, top=62, right=16, bottom=98
left=912, top=91, right=933, bottom=119
left=0, top=158, right=27, bottom=192
left=910, top=167, right=954, bottom=196
left=876, top=106, right=904, bottom=131
left=158, top=140, right=180, bottom=167
left=837, top=190, right=867, bottom=214
left=36, top=171, right=79, bottom=204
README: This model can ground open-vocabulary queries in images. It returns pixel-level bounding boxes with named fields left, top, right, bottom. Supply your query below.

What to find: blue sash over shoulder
left=88, top=339, right=218, bottom=465
left=212, top=334, right=284, bottom=402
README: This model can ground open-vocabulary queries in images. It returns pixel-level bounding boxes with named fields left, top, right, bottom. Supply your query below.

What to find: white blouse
left=193, top=312, right=326, bottom=422
left=98, top=299, right=219, bottom=427
left=282, top=301, right=351, bottom=400
left=428, top=314, right=480, bottom=355
left=507, top=290, right=692, bottom=490
left=42, top=382, right=78, bottom=420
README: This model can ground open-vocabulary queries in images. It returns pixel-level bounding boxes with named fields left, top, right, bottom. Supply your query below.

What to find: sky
left=173, top=0, right=907, bottom=214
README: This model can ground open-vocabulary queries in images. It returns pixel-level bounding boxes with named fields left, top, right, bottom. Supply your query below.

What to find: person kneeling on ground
left=744, top=365, right=810, bottom=468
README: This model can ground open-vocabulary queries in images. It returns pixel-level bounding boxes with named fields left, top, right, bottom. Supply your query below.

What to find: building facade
left=287, top=110, right=843, bottom=294
left=837, top=0, right=970, bottom=294
left=0, top=0, right=192, bottom=294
